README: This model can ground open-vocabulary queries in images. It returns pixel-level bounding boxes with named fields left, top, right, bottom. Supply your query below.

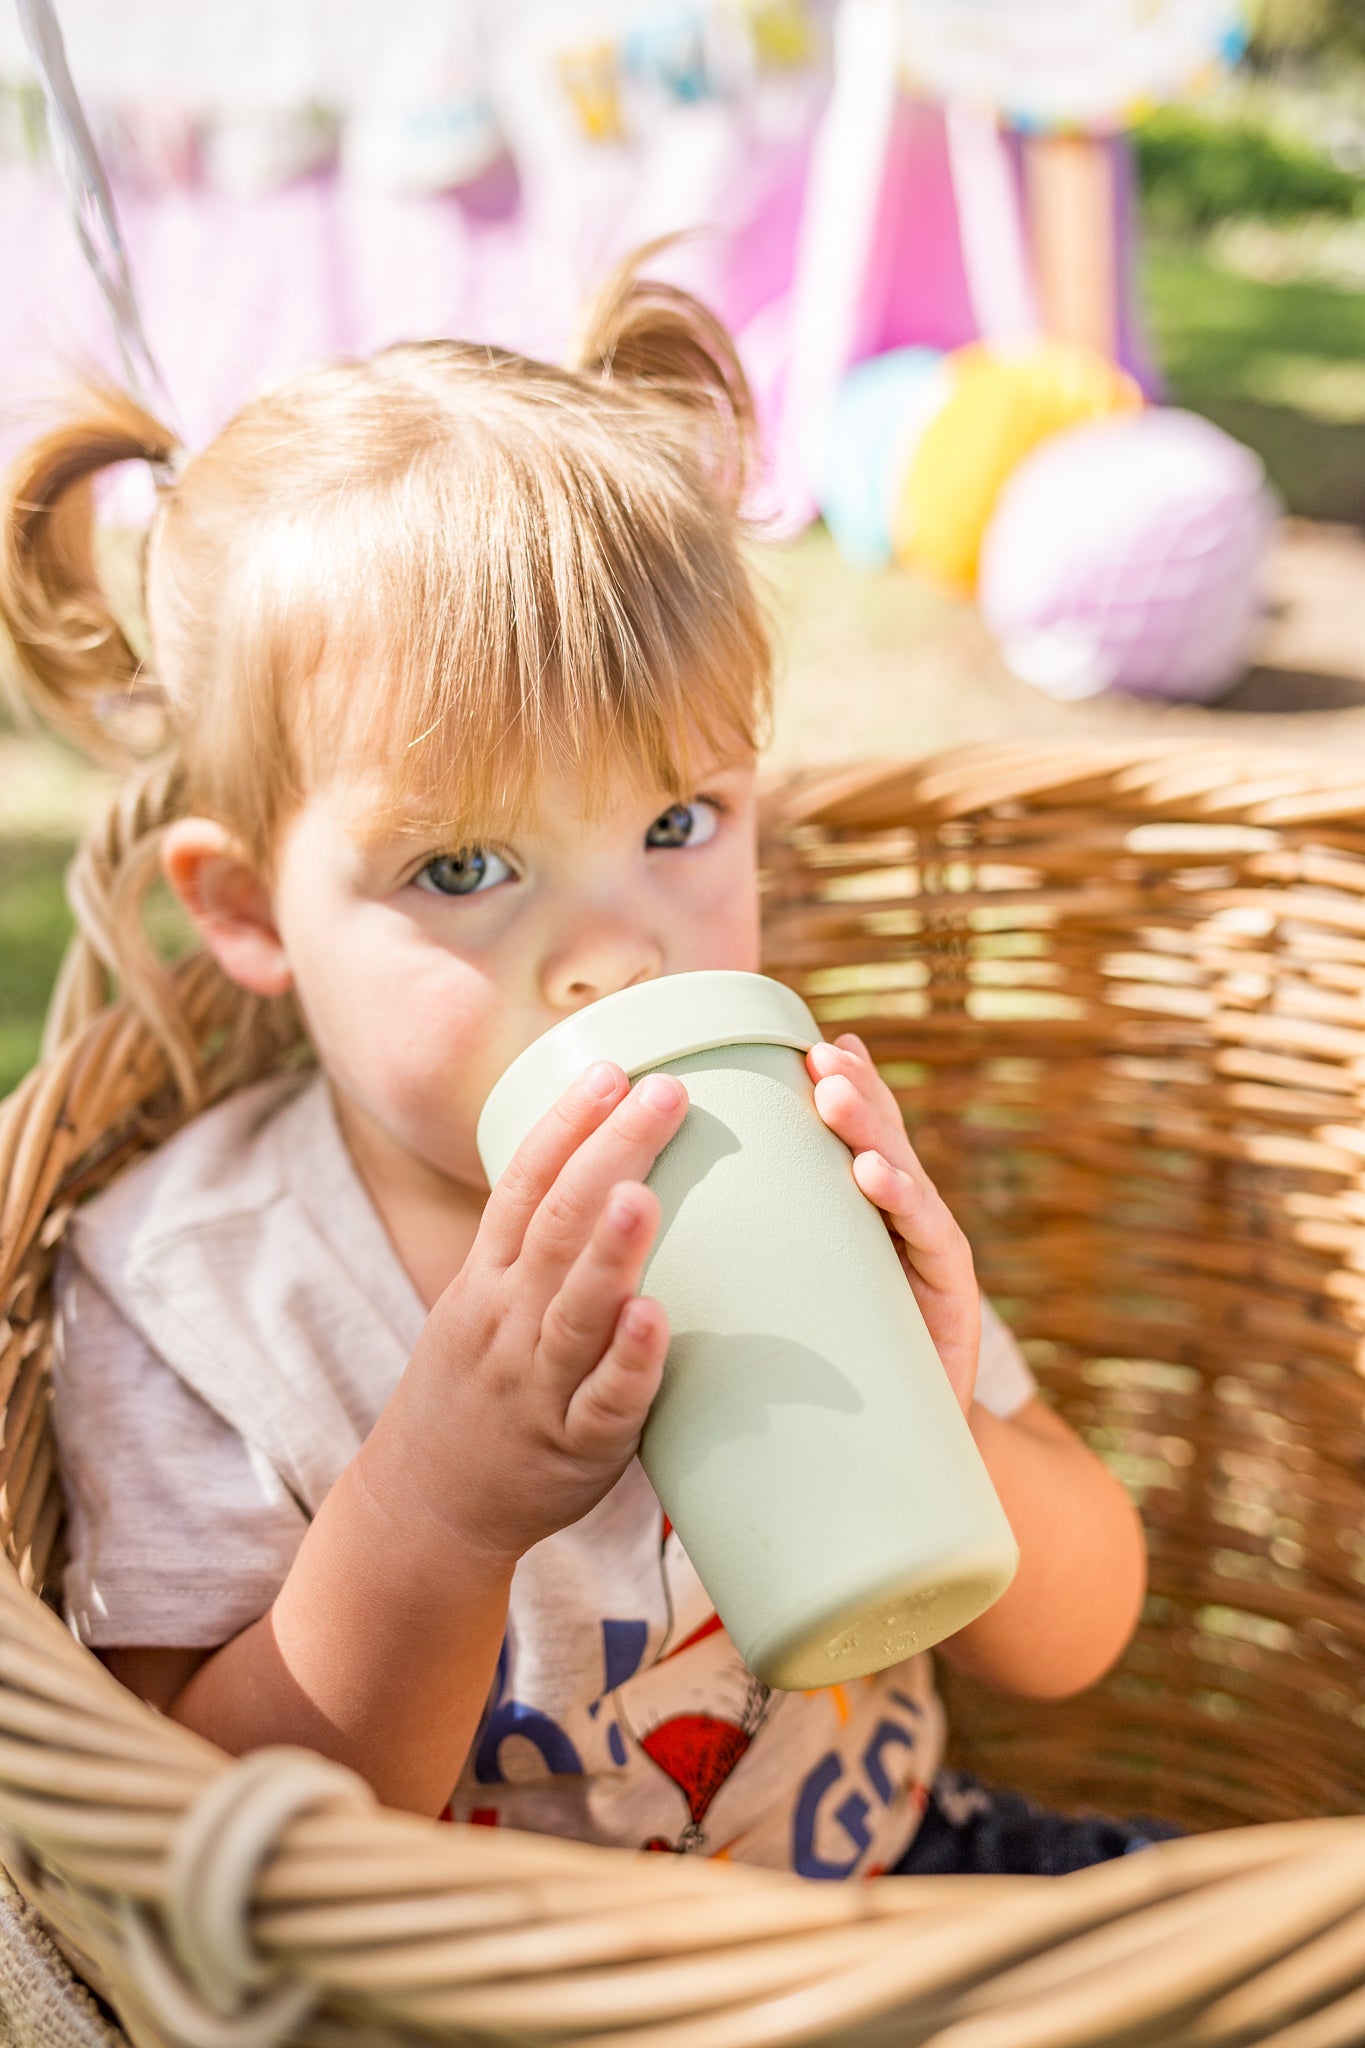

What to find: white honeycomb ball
left=979, top=409, right=1276, bottom=703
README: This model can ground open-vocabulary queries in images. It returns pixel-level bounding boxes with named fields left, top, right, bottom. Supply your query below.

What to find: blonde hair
left=0, top=254, right=773, bottom=1108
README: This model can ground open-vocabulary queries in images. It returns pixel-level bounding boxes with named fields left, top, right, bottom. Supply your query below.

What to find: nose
left=540, top=915, right=665, bottom=1013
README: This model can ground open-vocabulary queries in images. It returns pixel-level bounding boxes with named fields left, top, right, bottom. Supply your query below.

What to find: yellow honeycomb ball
left=892, top=343, right=1143, bottom=590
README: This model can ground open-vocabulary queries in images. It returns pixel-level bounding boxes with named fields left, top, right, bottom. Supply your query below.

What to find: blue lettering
left=793, top=1754, right=873, bottom=1879
left=863, top=1719, right=917, bottom=1805
left=601, top=1619, right=649, bottom=1692
left=474, top=1638, right=584, bottom=1784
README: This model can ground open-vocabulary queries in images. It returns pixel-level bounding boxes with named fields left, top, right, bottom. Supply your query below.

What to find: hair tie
left=151, top=445, right=188, bottom=491
left=94, top=683, right=169, bottom=721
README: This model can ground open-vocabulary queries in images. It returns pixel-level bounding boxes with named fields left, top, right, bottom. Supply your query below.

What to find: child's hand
left=807, top=1034, right=979, bottom=1413
left=372, top=1062, right=686, bottom=1568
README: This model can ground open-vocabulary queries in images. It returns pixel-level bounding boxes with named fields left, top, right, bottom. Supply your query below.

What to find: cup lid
left=476, top=970, right=820, bottom=1184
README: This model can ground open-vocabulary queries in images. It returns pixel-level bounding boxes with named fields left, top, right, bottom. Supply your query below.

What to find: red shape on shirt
left=468, top=1808, right=500, bottom=1827
left=659, top=1610, right=725, bottom=1663
left=639, top=1714, right=753, bottom=1827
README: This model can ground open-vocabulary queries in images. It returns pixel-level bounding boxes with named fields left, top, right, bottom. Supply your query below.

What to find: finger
left=851, top=1150, right=973, bottom=1298
left=809, top=1039, right=895, bottom=1116
left=811, top=1063, right=916, bottom=1179
left=807, top=1033, right=868, bottom=1066
left=563, top=1293, right=668, bottom=1457
left=854, top=1152, right=980, bottom=1411
left=537, top=1180, right=661, bottom=1391
left=519, top=1072, right=688, bottom=1280
left=481, top=1061, right=629, bottom=1265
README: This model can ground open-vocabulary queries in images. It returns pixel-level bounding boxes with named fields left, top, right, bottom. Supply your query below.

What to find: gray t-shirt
left=53, top=1071, right=1036, bottom=1873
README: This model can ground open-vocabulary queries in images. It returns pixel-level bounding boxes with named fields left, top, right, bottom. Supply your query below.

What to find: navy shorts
left=891, top=1769, right=1184, bottom=1877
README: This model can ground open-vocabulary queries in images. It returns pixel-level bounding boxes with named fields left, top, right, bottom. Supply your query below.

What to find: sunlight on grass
left=1240, top=354, right=1365, bottom=422
left=1143, top=242, right=1365, bottom=521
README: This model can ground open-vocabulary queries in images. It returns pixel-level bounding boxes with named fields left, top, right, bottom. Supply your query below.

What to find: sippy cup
left=477, top=970, right=1018, bottom=1688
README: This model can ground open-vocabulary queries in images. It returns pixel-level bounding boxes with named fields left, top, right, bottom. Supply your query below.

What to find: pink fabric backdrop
left=0, top=119, right=814, bottom=466
left=0, top=96, right=1154, bottom=521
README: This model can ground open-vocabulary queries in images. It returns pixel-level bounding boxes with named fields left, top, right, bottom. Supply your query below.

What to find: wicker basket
left=1, top=739, right=1364, bottom=2048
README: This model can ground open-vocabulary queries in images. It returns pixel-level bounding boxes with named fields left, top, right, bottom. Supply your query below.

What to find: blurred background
left=1, top=0, right=1363, bottom=1097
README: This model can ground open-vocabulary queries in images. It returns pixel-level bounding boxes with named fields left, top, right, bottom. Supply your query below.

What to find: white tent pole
left=15, top=0, right=179, bottom=433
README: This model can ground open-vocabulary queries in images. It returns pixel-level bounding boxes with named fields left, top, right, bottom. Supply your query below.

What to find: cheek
left=711, top=895, right=761, bottom=972
left=694, top=855, right=762, bottom=971
left=287, top=913, right=504, bottom=1103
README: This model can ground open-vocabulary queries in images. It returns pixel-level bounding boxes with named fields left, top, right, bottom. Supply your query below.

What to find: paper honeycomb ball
left=978, top=408, right=1275, bottom=703
left=812, top=348, right=951, bottom=569
left=892, top=341, right=1142, bottom=589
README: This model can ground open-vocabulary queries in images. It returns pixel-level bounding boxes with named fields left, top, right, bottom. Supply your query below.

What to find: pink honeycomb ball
left=978, top=409, right=1275, bottom=703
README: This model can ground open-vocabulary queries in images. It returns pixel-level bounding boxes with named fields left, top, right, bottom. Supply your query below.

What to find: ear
left=160, top=818, right=293, bottom=997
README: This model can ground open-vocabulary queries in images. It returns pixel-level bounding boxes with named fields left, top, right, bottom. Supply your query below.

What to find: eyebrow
left=348, top=754, right=753, bottom=855
left=350, top=811, right=495, bottom=857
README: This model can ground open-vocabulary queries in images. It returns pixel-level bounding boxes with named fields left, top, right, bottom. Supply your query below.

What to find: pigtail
left=570, top=243, right=756, bottom=509
left=0, top=384, right=178, bottom=765
left=2, top=391, right=302, bottom=1112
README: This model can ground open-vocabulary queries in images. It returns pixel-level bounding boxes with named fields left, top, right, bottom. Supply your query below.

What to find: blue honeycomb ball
left=813, top=348, right=949, bottom=569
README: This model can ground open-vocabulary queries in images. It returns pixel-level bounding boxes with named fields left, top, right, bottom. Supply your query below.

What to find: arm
left=807, top=1036, right=1147, bottom=1702
left=940, top=1395, right=1146, bottom=1697
left=159, top=1441, right=515, bottom=1817
left=104, top=1462, right=513, bottom=1818
left=102, top=1061, right=690, bottom=1818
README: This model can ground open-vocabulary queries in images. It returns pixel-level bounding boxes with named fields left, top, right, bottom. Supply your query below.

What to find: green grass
left=1135, top=105, right=1363, bottom=236
left=0, top=835, right=74, bottom=1099
left=1141, top=242, right=1365, bottom=523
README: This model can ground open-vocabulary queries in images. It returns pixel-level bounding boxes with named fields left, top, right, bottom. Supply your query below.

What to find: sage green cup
left=476, top=971, right=1018, bottom=1689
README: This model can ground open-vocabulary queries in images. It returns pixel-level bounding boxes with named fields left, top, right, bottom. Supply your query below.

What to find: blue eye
left=414, top=847, right=514, bottom=897
left=646, top=800, right=721, bottom=850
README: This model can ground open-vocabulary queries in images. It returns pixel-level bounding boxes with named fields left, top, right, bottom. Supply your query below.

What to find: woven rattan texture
left=0, top=741, right=1362, bottom=2048
left=761, top=743, right=1365, bottom=1839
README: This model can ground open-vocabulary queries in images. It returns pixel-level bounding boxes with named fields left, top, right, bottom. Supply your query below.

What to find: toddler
left=1, top=257, right=1152, bottom=1878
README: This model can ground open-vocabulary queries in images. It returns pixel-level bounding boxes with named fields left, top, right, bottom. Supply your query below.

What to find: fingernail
left=585, top=1062, right=620, bottom=1099
left=624, top=1300, right=653, bottom=1340
left=638, top=1074, right=681, bottom=1112
left=608, top=1192, right=637, bottom=1233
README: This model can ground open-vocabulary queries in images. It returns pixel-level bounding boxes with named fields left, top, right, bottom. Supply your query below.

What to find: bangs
left=280, top=406, right=773, bottom=844
left=165, top=328, right=774, bottom=868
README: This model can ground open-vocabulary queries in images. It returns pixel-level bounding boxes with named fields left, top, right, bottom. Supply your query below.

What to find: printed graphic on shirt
left=444, top=1505, right=933, bottom=1875
left=472, top=1634, right=587, bottom=1785
left=619, top=1514, right=772, bottom=1853
left=790, top=1683, right=927, bottom=1879
left=619, top=1628, right=773, bottom=1854
left=449, top=1510, right=775, bottom=1848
